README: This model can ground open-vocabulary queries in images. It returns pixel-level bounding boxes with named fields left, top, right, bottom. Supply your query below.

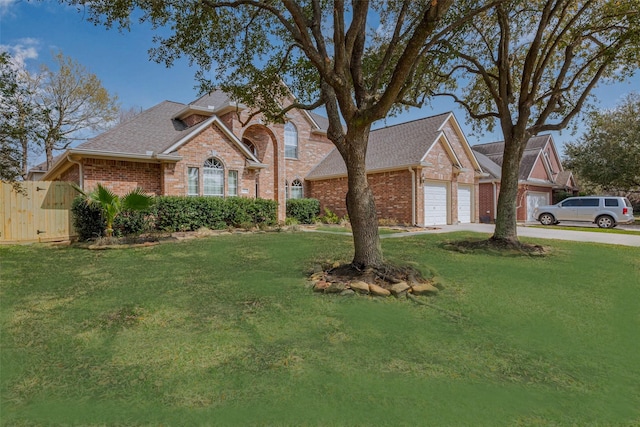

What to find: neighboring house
left=36, top=90, right=334, bottom=222
left=306, top=113, right=484, bottom=226
left=472, top=135, right=579, bottom=223
left=32, top=92, right=485, bottom=226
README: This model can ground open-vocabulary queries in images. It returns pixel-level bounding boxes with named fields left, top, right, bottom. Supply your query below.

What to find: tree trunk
left=45, top=143, right=53, bottom=171
left=343, top=129, right=383, bottom=269
left=493, top=133, right=526, bottom=243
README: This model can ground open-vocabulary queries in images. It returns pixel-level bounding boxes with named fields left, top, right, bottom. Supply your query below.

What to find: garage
left=526, top=191, right=549, bottom=222
left=424, top=182, right=449, bottom=225
left=457, top=185, right=472, bottom=223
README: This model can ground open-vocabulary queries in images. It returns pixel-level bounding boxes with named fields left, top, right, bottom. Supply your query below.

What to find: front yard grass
left=529, top=224, right=640, bottom=235
left=1, top=232, right=639, bottom=426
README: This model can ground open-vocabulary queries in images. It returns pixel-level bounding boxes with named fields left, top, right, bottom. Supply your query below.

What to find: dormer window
left=284, top=122, right=298, bottom=159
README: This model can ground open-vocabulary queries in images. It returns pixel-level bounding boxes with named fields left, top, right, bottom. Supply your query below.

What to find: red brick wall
left=82, top=158, right=162, bottom=195
left=166, top=123, right=254, bottom=197
left=478, top=182, right=498, bottom=223
left=309, top=170, right=414, bottom=224
left=57, top=164, right=80, bottom=185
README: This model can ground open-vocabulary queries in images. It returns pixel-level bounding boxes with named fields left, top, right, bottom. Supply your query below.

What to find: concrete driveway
left=383, top=223, right=640, bottom=247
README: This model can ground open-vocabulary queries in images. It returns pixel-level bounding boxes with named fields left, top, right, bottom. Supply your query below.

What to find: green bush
left=113, top=209, right=156, bottom=237
left=71, top=196, right=105, bottom=241
left=286, top=198, right=320, bottom=224
left=320, top=207, right=340, bottom=224
left=71, top=196, right=156, bottom=240
left=155, top=196, right=277, bottom=232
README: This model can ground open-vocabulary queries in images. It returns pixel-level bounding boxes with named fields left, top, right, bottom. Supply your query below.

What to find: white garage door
left=424, top=182, right=448, bottom=225
left=457, top=185, right=472, bottom=223
left=526, top=192, right=549, bottom=222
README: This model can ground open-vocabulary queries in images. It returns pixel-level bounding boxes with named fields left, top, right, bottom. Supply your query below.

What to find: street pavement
left=382, top=222, right=640, bottom=247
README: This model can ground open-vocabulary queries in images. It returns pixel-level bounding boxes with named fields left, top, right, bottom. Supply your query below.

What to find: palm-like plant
left=76, top=183, right=155, bottom=237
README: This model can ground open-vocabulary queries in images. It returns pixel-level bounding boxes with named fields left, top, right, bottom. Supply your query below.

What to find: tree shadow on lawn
left=442, top=237, right=549, bottom=257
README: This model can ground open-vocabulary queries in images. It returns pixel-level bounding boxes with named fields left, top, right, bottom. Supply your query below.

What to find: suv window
left=562, top=199, right=580, bottom=207
left=604, top=198, right=619, bottom=207
left=581, top=199, right=599, bottom=207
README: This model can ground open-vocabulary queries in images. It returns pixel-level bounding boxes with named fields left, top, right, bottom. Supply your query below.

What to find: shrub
left=320, top=207, right=340, bottom=224
left=286, top=198, right=320, bottom=224
left=71, top=196, right=105, bottom=241
left=113, top=209, right=156, bottom=236
left=154, top=196, right=277, bottom=232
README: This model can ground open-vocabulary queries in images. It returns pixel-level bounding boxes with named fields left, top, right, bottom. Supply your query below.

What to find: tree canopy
left=0, top=51, right=39, bottom=183
left=66, top=0, right=498, bottom=269
left=33, top=53, right=120, bottom=168
left=564, top=93, right=640, bottom=192
left=428, top=0, right=640, bottom=243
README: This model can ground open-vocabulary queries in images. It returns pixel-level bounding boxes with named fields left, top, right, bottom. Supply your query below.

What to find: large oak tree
left=428, top=0, right=640, bottom=244
left=65, top=0, right=496, bottom=269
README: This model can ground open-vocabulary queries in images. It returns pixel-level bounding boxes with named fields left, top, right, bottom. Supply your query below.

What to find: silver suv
left=534, top=196, right=635, bottom=228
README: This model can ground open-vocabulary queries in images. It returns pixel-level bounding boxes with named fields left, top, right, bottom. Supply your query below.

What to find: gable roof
left=472, top=135, right=555, bottom=181
left=306, top=112, right=480, bottom=179
left=78, top=101, right=191, bottom=156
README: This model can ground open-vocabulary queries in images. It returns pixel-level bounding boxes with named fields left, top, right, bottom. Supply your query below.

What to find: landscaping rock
left=390, top=281, right=411, bottom=297
left=340, top=289, right=356, bottom=297
left=349, top=281, right=370, bottom=294
left=313, top=281, right=330, bottom=292
left=310, top=272, right=325, bottom=281
left=411, top=283, right=439, bottom=296
left=369, top=283, right=391, bottom=297
left=325, top=282, right=346, bottom=294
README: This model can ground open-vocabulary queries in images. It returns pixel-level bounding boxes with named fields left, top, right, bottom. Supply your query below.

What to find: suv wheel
left=596, top=215, right=614, bottom=229
left=539, top=213, right=555, bottom=225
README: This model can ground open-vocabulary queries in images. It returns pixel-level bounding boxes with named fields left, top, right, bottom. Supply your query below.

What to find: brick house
left=38, top=91, right=334, bottom=222
left=35, top=92, right=484, bottom=226
left=472, top=135, right=578, bottom=223
left=306, top=113, right=484, bottom=226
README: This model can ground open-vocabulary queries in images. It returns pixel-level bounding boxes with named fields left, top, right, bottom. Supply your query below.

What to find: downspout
left=409, top=167, right=416, bottom=226
left=67, top=155, right=83, bottom=190
left=492, top=181, right=497, bottom=222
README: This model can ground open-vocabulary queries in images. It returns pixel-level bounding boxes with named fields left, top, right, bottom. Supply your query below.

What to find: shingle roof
left=307, top=112, right=452, bottom=179
left=189, top=90, right=234, bottom=109
left=472, top=135, right=552, bottom=181
left=308, top=111, right=329, bottom=131
left=78, top=101, right=191, bottom=155
left=472, top=150, right=502, bottom=179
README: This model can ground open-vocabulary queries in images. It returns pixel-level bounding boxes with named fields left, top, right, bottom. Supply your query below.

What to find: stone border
left=309, top=272, right=440, bottom=299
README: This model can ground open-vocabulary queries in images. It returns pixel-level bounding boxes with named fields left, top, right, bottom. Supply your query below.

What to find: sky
left=1, top=0, right=639, bottom=166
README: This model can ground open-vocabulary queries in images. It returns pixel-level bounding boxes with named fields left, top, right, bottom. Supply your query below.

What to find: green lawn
left=529, top=224, right=640, bottom=235
left=314, top=225, right=403, bottom=235
left=1, top=232, right=639, bottom=426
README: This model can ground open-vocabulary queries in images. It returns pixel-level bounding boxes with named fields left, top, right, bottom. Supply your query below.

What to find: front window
left=290, top=179, right=303, bottom=199
left=203, top=157, right=224, bottom=196
left=284, top=122, right=298, bottom=159
left=228, top=170, right=238, bottom=196
left=187, top=167, right=199, bottom=196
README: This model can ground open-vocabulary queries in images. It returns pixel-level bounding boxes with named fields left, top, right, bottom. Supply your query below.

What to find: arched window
left=284, top=122, right=298, bottom=159
left=203, top=157, right=224, bottom=196
left=243, top=139, right=258, bottom=157
left=290, top=179, right=303, bottom=199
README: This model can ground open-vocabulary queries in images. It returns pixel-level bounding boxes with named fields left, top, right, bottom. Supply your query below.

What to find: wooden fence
left=1, top=181, right=77, bottom=244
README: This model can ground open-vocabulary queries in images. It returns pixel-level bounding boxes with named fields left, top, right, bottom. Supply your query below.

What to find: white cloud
left=0, top=0, right=17, bottom=17
left=0, top=38, right=40, bottom=70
